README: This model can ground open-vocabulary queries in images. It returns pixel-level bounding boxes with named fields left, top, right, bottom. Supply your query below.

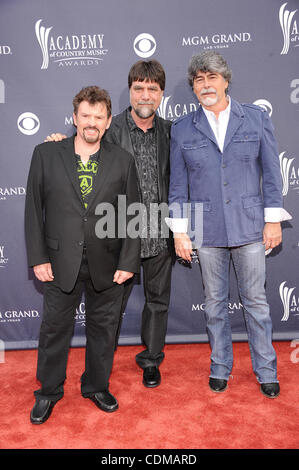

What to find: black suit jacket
left=25, top=136, right=141, bottom=292
left=104, top=108, right=175, bottom=258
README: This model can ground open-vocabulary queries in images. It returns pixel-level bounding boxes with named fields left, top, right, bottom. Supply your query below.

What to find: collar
left=201, top=95, right=231, bottom=121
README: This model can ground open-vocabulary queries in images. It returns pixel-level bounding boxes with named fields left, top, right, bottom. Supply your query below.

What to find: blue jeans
left=197, top=242, right=278, bottom=384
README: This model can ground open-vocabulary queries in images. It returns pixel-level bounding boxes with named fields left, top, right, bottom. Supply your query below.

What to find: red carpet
left=0, top=342, right=298, bottom=449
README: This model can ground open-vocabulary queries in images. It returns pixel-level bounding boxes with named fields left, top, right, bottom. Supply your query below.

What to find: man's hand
left=174, top=232, right=193, bottom=261
left=263, top=222, right=282, bottom=251
left=113, top=270, right=134, bottom=284
left=44, top=133, right=67, bottom=142
left=33, top=263, right=54, bottom=282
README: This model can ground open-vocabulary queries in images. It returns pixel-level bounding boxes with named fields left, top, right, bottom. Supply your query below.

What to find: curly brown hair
left=73, top=86, right=112, bottom=117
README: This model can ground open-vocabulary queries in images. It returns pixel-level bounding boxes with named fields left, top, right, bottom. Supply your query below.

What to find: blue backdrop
left=0, top=0, right=298, bottom=350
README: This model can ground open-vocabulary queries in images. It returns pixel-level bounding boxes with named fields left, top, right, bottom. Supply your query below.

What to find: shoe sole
left=143, top=380, right=161, bottom=388
left=260, top=388, right=280, bottom=399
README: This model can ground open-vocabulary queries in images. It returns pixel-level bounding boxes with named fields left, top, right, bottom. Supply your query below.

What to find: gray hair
left=188, top=51, right=232, bottom=92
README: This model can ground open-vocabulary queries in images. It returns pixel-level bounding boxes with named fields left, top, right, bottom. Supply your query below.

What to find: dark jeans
left=120, top=249, right=172, bottom=369
left=34, top=254, right=124, bottom=402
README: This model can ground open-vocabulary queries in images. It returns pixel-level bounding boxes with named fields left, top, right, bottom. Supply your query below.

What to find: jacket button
left=83, top=217, right=87, bottom=222
left=78, top=241, right=84, bottom=246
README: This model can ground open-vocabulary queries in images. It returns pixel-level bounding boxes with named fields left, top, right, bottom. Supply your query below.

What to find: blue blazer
left=168, top=98, right=283, bottom=247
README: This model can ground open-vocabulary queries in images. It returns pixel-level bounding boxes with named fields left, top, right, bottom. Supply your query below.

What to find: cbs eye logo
left=17, top=112, right=40, bottom=135
left=133, top=33, right=156, bottom=58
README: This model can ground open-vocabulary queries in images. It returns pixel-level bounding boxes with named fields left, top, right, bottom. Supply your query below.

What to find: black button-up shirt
left=126, top=109, right=167, bottom=258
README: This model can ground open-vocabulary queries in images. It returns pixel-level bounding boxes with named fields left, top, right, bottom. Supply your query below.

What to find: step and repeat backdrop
left=0, top=0, right=298, bottom=350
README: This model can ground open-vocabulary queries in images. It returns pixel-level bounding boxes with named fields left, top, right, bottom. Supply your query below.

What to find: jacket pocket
left=242, top=195, right=264, bottom=233
left=232, top=132, right=259, bottom=160
left=182, top=139, right=208, bottom=167
left=46, top=236, right=59, bottom=250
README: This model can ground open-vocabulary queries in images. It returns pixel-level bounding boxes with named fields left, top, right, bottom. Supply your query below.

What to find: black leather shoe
left=143, top=366, right=161, bottom=388
left=209, top=377, right=228, bottom=393
left=260, top=382, right=280, bottom=398
left=30, top=399, right=56, bottom=424
left=89, top=391, right=119, bottom=412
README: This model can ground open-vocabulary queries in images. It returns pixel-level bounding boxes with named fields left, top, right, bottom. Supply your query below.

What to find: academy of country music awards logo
left=158, top=96, right=273, bottom=122
left=0, top=246, right=8, bottom=268
left=75, top=302, right=86, bottom=327
left=279, top=2, right=299, bottom=54
left=279, top=151, right=299, bottom=195
left=35, top=19, right=108, bottom=69
left=279, top=281, right=299, bottom=322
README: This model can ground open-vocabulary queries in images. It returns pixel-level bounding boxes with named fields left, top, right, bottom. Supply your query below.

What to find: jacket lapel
left=193, top=107, right=219, bottom=148
left=156, top=117, right=169, bottom=200
left=59, top=136, right=85, bottom=209
left=117, top=115, right=134, bottom=156
left=222, top=99, right=244, bottom=152
left=85, top=141, right=112, bottom=212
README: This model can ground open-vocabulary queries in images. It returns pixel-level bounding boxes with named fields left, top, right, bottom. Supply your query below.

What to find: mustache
left=137, top=101, right=155, bottom=105
left=83, top=127, right=99, bottom=131
left=200, top=87, right=217, bottom=95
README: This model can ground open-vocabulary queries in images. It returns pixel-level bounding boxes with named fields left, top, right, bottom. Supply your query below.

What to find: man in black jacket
left=105, top=61, right=173, bottom=388
left=47, top=60, right=173, bottom=388
left=26, top=86, right=140, bottom=423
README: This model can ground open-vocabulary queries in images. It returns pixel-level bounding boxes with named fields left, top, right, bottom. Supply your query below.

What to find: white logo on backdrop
left=35, top=19, right=108, bottom=69
left=290, top=78, right=299, bottom=103
left=280, top=281, right=296, bottom=321
left=157, top=96, right=199, bottom=121
left=0, top=246, right=8, bottom=268
left=133, top=33, right=156, bottom=58
left=0, top=80, right=4, bottom=104
left=17, top=112, right=40, bottom=135
left=279, top=2, right=298, bottom=54
left=182, top=32, right=251, bottom=50
left=279, top=152, right=295, bottom=196
left=253, top=99, right=273, bottom=116
left=35, top=19, right=53, bottom=69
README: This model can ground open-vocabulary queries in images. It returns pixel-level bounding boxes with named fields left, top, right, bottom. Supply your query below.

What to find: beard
left=133, top=103, right=156, bottom=119
left=83, top=127, right=100, bottom=143
left=200, top=88, right=218, bottom=107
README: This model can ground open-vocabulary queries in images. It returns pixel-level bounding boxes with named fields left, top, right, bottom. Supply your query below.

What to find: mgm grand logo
left=0, top=310, right=40, bottom=322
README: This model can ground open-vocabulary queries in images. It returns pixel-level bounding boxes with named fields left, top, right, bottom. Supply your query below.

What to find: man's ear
left=73, top=112, right=77, bottom=127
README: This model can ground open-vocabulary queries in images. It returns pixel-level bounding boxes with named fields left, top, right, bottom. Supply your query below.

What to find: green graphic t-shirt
left=75, top=151, right=99, bottom=209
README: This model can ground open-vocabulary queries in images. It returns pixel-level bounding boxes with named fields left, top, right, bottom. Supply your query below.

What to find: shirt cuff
left=165, top=217, right=188, bottom=233
left=264, top=208, right=292, bottom=222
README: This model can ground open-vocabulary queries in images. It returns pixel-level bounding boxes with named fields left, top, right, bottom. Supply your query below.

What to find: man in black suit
left=47, top=61, right=174, bottom=389
left=25, top=86, right=140, bottom=424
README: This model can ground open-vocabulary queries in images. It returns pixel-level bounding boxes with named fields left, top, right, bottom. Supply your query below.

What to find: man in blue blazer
left=167, top=51, right=291, bottom=398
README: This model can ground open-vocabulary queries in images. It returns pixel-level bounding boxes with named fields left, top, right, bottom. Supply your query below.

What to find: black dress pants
left=120, top=248, right=172, bottom=369
left=34, top=253, right=123, bottom=402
